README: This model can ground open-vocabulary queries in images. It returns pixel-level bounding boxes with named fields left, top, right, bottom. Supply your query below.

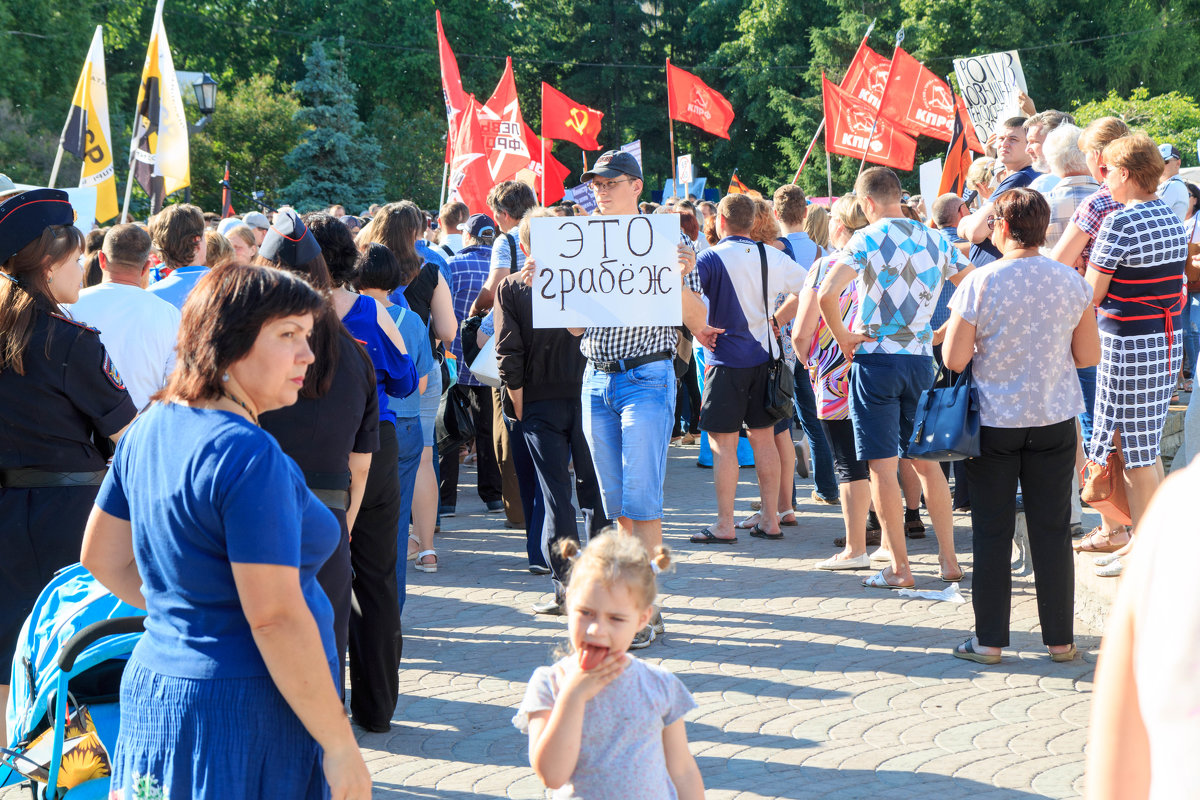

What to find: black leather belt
left=0, top=469, right=108, bottom=489
left=591, top=351, right=672, bottom=374
left=304, top=470, right=352, bottom=512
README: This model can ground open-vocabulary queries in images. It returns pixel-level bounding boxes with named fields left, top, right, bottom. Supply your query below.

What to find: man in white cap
left=1157, top=144, right=1189, bottom=222
left=242, top=210, right=271, bottom=246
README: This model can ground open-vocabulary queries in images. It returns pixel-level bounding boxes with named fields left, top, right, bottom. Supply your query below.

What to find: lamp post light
left=185, top=73, right=218, bottom=203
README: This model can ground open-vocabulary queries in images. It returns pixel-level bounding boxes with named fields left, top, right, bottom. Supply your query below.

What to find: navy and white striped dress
left=1088, top=198, right=1187, bottom=468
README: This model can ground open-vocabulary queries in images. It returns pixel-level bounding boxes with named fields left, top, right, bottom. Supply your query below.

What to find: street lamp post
left=185, top=73, right=218, bottom=203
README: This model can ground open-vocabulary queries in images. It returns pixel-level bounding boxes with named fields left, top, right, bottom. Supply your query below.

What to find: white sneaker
left=869, top=548, right=892, bottom=563
left=816, top=553, right=870, bottom=570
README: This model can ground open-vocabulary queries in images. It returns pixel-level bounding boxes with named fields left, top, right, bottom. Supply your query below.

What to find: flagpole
left=439, top=162, right=448, bottom=209
left=120, top=155, right=136, bottom=222
left=666, top=58, right=679, bottom=200
left=48, top=147, right=65, bottom=189
left=826, top=149, right=833, bottom=197
left=792, top=119, right=825, bottom=183
left=857, top=28, right=904, bottom=178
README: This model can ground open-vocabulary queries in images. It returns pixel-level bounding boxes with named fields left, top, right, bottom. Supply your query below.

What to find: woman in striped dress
left=1082, top=133, right=1188, bottom=577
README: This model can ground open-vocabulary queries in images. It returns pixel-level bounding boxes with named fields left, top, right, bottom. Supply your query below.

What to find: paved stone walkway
left=363, top=444, right=1098, bottom=799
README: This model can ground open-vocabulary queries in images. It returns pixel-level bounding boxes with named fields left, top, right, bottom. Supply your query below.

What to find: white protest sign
left=677, top=154, right=694, bottom=186
left=919, top=158, right=942, bottom=205
left=530, top=214, right=682, bottom=329
left=953, top=50, right=1027, bottom=140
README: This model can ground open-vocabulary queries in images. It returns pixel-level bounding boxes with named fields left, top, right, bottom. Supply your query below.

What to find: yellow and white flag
left=126, top=0, right=189, bottom=214
left=54, top=26, right=119, bottom=223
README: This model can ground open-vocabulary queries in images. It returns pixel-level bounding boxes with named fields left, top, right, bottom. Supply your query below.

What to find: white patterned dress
left=1088, top=198, right=1188, bottom=468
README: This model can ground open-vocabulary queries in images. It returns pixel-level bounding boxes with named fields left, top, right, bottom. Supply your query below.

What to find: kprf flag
left=666, top=59, right=734, bottom=139
left=840, top=43, right=892, bottom=109
left=939, top=90, right=973, bottom=197
left=822, top=75, right=916, bottom=171
left=128, top=0, right=189, bottom=214
left=541, top=83, right=603, bottom=150
left=57, top=26, right=118, bottom=223
left=437, top=10, right=468, bottom=165
left=881, top=48, right=956, bottom=141
left=447, top=96, right=492, bottom=214
left=480, top=57, right=532, bottom=183
left=520, top=121, right=570, bottom=205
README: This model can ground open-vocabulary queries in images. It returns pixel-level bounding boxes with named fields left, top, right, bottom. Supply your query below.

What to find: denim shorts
left=848, top=353, right=935, bottom=461
left=581, top=359, right=676, bottom=521
left=418, top=366, right=442, bottom=448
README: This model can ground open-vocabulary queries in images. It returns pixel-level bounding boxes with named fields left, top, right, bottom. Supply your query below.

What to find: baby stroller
left=1, top=563, right=145, bottom=799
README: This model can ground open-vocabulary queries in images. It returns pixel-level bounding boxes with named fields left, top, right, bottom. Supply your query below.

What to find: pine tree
left=283, top=38, right=384, bottom=212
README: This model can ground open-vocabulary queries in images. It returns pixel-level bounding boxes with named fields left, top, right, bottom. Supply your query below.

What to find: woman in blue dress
left=81, top=263, right=372, bottom=799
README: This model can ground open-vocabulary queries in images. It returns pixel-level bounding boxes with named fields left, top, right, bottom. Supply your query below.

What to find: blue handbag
left=905, top=363, right=980, bottom=461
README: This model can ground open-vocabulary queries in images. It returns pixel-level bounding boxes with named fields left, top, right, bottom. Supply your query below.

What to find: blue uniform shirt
left=146, top=265, right=209, bottom=310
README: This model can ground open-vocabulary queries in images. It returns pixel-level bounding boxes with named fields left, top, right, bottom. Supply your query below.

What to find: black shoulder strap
left=757, top=242, right=782, bottom=360
left=506, top=233, right=518, bottom=274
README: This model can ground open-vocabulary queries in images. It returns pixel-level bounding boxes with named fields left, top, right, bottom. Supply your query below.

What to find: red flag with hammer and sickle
left=541, top=82, right=603, bottom=150
left=666, top=59, right=735, bottom=139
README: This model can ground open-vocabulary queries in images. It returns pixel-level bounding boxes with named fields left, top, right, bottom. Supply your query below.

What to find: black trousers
left=673, top=356, right=701, bottom=436
left=964, top=419, right=1077, bottom=648
left=348, top=421, right=401, bottom=729
left=316, top=508, right=351, bottom=699
left=521, top=397, right=611, bottom=589
left=439, top=384, right=503, bottom=507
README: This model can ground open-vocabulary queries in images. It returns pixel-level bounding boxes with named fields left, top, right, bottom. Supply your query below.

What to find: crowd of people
left=0, top=101, right=1196, bottom=797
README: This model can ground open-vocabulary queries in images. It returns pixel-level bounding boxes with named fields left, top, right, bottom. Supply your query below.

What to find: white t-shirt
left=1157, top=175, right=1190, bottom=222
left=68, top=283, right=181, bottom=410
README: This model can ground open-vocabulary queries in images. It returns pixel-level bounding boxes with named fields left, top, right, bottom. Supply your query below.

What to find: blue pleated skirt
left=110, top=656, right=329, bottom=799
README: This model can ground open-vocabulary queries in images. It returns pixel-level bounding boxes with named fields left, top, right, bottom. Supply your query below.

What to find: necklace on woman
left=220, top=389, right=259, bottom=425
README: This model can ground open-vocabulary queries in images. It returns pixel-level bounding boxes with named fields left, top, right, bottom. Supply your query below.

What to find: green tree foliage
left=189, top=75, right=308, bottom=211
left=283, top=39, right=384, bottom=213
left=370, top=105, right=446, bottom=209
left=1073, top=88, right=1200, bottom=168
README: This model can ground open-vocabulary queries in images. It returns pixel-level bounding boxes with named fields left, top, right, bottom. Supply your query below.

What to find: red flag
left=840, top=43, right=892, bottom=109
left=541, top=83, right=603, bottom=150
left=436, top=10, right=468, bottom=165
left=522, top=122, right=570, bottom=205
left=880, top=48, right=956, bottom=142
left=447, top=96, right=492, bottom=214
left=957, top=96, right=985, bottom=154
left=480, top=57, right=532, bottom=183
left=822, top=75, right=917, bottom=171
left=220, top=162, right=234, bottom=218
left=939, top=89, right=972, bottom=197
left=666, top=59, right=735, bottom=139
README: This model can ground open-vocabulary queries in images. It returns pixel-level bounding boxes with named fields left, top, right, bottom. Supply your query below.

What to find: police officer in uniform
left=0, top=189, right=137, bottom=743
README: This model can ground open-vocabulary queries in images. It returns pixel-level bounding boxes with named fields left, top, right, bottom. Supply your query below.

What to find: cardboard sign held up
left=530, top=214, right=682, bottom=328
left=953, top=51, right=1027, bottom=140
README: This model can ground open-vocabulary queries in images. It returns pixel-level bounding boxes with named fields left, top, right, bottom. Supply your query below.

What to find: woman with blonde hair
left=226, top=224, right=259, bottom=264
left=204, top=230, right=234, bottom=269
left=803, top=204, right=830, bottom=249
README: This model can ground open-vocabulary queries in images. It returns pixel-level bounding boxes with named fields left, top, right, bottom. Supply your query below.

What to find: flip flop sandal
left=941, top=571, right=966, bottom=583
left=691, top=527, right=738, bottom=544
left=953, top=638, right=1001, bottom=665
left=779, top=512, right=798, bottom=527
left=735, top=513, right=763, bottom=529
left=1073, top=526, right=1127, bottom=554
left=749, top=524, right=784, bottom=541
left=861, top=569, right=912, bottom=590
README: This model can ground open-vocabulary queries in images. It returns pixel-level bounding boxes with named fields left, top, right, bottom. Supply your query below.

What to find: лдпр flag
left=57, top=26, right=119, bottom=223
left=127, top=0, right=189, bottom=215
left=822, top=75, right=917, bottom=171
left=541, top=83, right=603, bottom=150
left=480, top=57, right=532, bottom=184
left=436, top=10, right=468, bottom=166
left=666, top=59, right=735, bottom=139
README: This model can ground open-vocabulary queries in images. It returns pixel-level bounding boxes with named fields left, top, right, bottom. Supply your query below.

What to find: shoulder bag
left=758, top=242, right=795, bottom=423
left=1080, top=441, right=1132, bottom=525
left=905, top=363, right=981, bottom=461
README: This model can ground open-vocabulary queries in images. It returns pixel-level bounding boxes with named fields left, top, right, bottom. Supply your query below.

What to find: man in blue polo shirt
left=959, top=117, right=1040, bottom=267
left=690, top=193, right=807, bottom=545
left=146, top=203, right=208, bottom=309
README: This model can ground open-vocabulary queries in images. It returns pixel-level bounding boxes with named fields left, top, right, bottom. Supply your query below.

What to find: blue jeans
left=582, top=360, right=676, bottom=521
left=506, top=414, right=547, bottom=568
left=1076, top=366, right=1097, bottom=448
left=1183, top=292, right=1200, bottom=377
left=792, top=361, right=838, bottom=501
left=393, top=417, right=423, bottom=616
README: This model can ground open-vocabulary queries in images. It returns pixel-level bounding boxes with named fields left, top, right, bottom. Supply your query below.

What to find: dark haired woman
left=356, top=243, right=437, bottom=582
left=253, top=210, right=380, bottom=702
left=301, top=212, right=416, bottom=731
left=0, top=190, right=136, bottom=745
left=81, top=264, right=371, bottom=799
left=942, top=187, right=1099, bottom=664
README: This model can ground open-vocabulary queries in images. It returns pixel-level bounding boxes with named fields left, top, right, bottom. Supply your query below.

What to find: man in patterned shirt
left=522, top=149, right=709, bottom=648
left=1041, top=124, right=1100, bottom=255
left=818, top=168, right=973, bottom=590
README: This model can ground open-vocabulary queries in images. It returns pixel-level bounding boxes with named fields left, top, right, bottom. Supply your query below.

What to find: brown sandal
left=1072, top=526, right=1129, bottom=554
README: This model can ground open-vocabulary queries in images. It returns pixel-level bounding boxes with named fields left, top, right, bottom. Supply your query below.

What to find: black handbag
left=757, top=242, right=794, bottom=423
left=905, top=363, right=981, bottom=461
left=435, top=384, right=476, bottom=456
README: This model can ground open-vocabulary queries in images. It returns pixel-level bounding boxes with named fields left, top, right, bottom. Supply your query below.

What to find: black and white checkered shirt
left=579, top=232, right=703, bottom=361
